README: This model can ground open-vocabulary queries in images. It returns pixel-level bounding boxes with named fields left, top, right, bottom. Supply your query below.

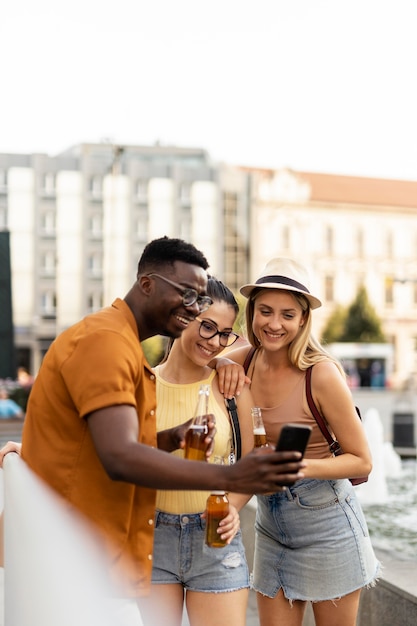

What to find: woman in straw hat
left=213, top=258, right=380, bottom=626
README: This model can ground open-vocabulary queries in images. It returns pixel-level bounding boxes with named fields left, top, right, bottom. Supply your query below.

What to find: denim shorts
left=253, top=478, right=380, bottom=601
left=151, top=510, right=250, bottom=592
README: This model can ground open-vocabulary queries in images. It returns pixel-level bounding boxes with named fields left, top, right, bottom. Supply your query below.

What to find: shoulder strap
left=225, top=397, right=241, bottom=462
left=305, top=367, right=340, bottom=453
left=223, top=347, right=255, bottom=463
left=243, top=346, right=256, bottom=374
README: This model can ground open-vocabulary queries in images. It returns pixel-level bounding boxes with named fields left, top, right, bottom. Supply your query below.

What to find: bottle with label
left=205, top=491, right=229, bottom=548
left=184, top=384, right=210, bottom=461
left=252, top=406, right=267, bottom=448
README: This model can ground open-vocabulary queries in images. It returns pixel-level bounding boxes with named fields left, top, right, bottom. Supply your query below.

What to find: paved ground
left=246, top=590, right=260, bottom=625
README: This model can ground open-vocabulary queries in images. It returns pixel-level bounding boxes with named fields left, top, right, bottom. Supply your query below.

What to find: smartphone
left=275, top=424, right=312, bottom=458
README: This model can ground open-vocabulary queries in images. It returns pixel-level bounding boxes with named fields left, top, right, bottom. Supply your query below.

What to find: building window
left=325, top=226, right=333, bottom=255
left=223, top=191, right=244, bottom=291
left=41, top=290, right=57, bottom=317
left=88, top=214, right=102, bottom=238
left=40, top=251, right=56, bottom=276
left=324, top=275, right=334, bottom=302
left=385, top=276, right=394, bottom=305
left=179, top=182, right=191, bottom=205
left=40, top=211, right=56, bottom=236
left=87, top=292, right=103, bottom=312
left=89, top=176, right=102, bottom=199
left=0, top=206, right=6, bottom=229
left=0, top=169, right=7, bottom=190
left=281, top=224, right=290, bottom=250
left=135, top=212, right=148, bottom=240
left=42, top=173, right=56, bottom=196
left=386, top=232, right=393, bottom=259
left=357, top=229, right=364, bottom=258
left=179, top=217, right=191, bottom=242
left=87, top=252, right=102, bottom=277
left=136, top=180, right=148, bottom=203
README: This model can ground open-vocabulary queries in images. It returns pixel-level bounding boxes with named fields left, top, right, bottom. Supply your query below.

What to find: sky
left=1, top=0, right=417, bottom=180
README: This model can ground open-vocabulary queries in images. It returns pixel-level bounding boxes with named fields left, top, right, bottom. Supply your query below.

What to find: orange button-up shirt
left=22, top=299, right=157, bottom=597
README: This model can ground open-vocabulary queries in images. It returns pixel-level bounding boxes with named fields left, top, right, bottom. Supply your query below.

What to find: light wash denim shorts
left=253, top=478, right=380, bottom=601
left=151, top=510, right=250, bottom=592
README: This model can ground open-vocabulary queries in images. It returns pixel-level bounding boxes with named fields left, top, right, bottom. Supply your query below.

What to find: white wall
left=103, top=173, right=132, bottom=302
left=56, top=171, right=84, bottom=329
left=8, top=168, right=35, bottom=327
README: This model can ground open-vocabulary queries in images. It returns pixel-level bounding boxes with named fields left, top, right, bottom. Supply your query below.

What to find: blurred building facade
left=0, top=143, right=416, bottom=386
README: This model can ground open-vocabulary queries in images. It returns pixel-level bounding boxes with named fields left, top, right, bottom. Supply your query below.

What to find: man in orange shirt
left=4, top=236, right=304, bottom=622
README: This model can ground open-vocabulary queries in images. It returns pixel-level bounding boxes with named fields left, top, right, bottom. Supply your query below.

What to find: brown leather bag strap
left=243, top=346, right=257, bottom=374
left=305, top=366, right=340, bottom=453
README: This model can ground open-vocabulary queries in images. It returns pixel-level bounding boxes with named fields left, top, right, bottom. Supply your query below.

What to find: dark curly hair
left=137, top=236, right=209, bottom=275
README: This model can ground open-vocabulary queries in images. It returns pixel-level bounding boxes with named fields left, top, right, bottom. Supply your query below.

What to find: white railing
left=1, top=453, right=129, bottom=626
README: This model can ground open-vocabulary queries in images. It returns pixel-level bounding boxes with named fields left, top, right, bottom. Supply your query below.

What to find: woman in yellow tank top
left=138, top=277, right=255, bottom=626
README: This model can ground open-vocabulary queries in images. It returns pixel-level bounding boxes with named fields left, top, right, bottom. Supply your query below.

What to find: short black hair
left=137, top=236, right=209, bottom=275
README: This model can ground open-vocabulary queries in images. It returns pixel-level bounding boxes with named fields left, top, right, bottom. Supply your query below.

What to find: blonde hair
left=245, top=288, right=345, bottom=377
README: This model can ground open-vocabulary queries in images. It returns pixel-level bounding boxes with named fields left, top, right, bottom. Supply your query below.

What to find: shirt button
left=148, top=518, right=154, bottom=525
left=148, top=554, right=152, bottom=560
left=150, top=409, right=155, bottom=416
left=150, top=374, right=155, bottom=381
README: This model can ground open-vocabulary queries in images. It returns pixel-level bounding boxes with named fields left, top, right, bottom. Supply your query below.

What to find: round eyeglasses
left=148, top=273, right=213, bottom=312
left=196, top=317, right=239, bottom=347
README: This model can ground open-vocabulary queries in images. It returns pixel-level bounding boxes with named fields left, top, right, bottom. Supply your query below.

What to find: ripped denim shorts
left=151, top=510, right=250, bottom=592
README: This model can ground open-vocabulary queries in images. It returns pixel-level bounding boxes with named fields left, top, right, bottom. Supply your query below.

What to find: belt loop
left=285, top=486, right=294, bottom=501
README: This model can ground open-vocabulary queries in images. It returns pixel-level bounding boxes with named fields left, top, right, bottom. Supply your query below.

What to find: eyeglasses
left=148, top=273, right=213, bottom=312
left=195, top=317, right=239, bottom=347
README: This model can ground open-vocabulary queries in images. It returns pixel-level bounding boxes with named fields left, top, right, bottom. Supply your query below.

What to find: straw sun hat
left=240, top=258, right=322, bottom=309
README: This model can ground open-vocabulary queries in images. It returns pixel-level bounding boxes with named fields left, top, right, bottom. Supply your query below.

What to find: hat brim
left=239, top=282, right=322, bottom=309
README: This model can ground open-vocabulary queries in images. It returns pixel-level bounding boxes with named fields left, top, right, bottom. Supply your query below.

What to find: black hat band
left=255, top=275, right=310, bottom=293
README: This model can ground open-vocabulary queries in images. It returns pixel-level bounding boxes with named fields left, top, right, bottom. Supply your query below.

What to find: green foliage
left=321, top=305, right=348, bottom=344
left=320, top=285, right=386, bottom=343
left=142, top=336, right=167, bottom=367
left=234, top=292, right=248, bottom=337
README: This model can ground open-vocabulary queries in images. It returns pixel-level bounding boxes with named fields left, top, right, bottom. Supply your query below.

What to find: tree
left=320, top=304, right=348, bottom=344
left=320, top=285, right=386, bottom=343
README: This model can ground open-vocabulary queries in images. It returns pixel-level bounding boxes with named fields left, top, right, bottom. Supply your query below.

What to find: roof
left=299, top=171, right=417, bottom=208
left=239, top=165, right=417, bottom=209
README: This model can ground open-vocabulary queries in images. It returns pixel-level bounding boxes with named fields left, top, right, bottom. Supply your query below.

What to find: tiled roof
left=297, top=171, right=417, bottom=208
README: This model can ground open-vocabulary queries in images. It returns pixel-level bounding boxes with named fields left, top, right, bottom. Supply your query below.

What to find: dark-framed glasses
left=195, top=317, right=239, bottom=347
left=148, top=273, right=213, bottom=312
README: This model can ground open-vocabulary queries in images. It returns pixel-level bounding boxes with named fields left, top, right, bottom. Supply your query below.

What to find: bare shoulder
left=220, top=344, right=254, bottom=366
left=311, top=360, right=346, bottom=391
left=236, top=382, right=255, bottom=405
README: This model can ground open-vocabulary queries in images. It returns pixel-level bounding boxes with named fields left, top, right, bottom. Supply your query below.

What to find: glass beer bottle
left=252, top=406, right=267, bottom=448
left=184, top=384, right=210, bottom=461
left=205, top=490, right=229, bottom=548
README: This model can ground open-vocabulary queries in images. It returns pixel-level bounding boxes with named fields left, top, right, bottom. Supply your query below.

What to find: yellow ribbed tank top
left=154, top=368, right=232, bottom=514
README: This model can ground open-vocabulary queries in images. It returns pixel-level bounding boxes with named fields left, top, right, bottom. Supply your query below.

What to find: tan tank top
left=247, top=350, right=332, bottom=460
